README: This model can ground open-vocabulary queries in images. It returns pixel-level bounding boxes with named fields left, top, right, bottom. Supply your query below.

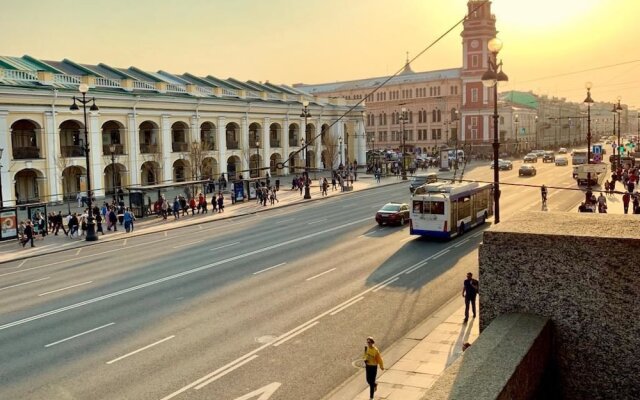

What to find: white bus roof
left=413, top=181, right=491, bottom=196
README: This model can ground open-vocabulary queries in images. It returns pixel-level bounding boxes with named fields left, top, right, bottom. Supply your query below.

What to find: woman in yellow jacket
left=364, top=336, right=384, bottom=400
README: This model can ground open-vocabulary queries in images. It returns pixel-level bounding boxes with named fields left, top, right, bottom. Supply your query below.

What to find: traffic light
left=619, top=145, right=626, bottom=154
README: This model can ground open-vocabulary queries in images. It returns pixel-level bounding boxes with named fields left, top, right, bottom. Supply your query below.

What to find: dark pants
left=54, top=223, right=67, bottom=235
left=465, top=296, right=477, bottom=320
left=365, top=365, right=378, bottom=398
left=22, top=236, right=34, bottom=247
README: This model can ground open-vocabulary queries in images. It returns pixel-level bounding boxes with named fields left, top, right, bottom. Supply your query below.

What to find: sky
left=1, top=0, right=639, bottom=109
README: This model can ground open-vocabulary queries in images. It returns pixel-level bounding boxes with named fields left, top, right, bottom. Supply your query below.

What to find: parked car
left=375, top=202, right=410, bottom=226
left=558, top=147, right=568, bottom=154
left=542, top=151, right=555, bottom=163
left=519, top=164, right=537, bottom=176
left=409, top=173, right=437, bottom=193
left=490, top=159, right=513, bottom=170
left=523, top=153, right=538, bottom=163
left=555, top=156, right=568, bottom=166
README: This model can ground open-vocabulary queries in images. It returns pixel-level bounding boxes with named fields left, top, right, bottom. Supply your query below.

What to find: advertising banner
left=233, top=181, right=245, bottom=202
left=27, top=204, right=47, bottom=234
left=0, top=208, right=18, bottom=241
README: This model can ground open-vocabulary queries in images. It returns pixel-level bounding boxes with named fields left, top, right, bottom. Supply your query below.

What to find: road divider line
left=164, top=231, right=167, bottom=237
left=432, top=249, right=450, bottom=260
left=272, top=321, right=320, bottom=346
left=173, top=240, right=203, bottom=249
left=75, top=249, right=82, bottom=255
left=106, top=335, right=175, bottom=365
left=123, top=239, right=128, bottom=246
left=275, top=218, right=295, bottom=224
left=329, top=297, right=364, bottom=316
left=45, top=322, right=115, bottom=348
left=306, top=218, right=327, bottom=225
left=306, top=268, right=336, bottom=281
left=194, top=355, right=259, bottom=390
left=253, top=262, right=286, bottom=275
left=400, top=236, right=413, bottom=243
left=372, top=277, right=399, bottom=293
left=404, top=258, right=432, bottom=274
left=0, top=277, right=50, bottom=292
left=0, top=217, right=371, bottom=333
left=210, top=241, right=240, bottom=251
left=18, top=260, right=26, bottom=268
left=454, top=239, right=470, bottom=247
left=38, top=281, right=93, bottom=297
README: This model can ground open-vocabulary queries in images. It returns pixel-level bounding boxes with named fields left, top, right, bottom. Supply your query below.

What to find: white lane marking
left=193, top=355, right=259, bottom=390
left=275, top=218, right=295, bottom=224
left=38, top=281, right=93, bottom=297
left=306, top=218, right=327, bottom=225
left=173, top=240, right=203, bottom=249
left=106, top=335, right=175, bottom=365
left=210, top=241, right=240, bottom=251
left=432, top=249, right=450, bottom=260
left=232, top=382, right=281, bottom=400
left=253, top=262, right=286, bottom=275
left=471, top=231, right=483, bottom=238
left=18, top=260, right=27, bottom=268
left=372, top=277, right=399, bottom=293
left=164, top=231, right=168, bottom=237
left=45, top=322, right=115, bottom=348
left=400, top=236, right=413, bottom=243
left=306, top=268, right=336, bottom=281
left=75, top=249, right=82, bottom=255
left=0, top=277, right=50, bottom=292
left=329, top=297, right=364, bottom=316
left=454, top=239, right=470, bottom=247
left=0, top=217, right=371, bottom=332
left=272, top=321, right=320, bottom=346
left=198, top=225, right=203, bottom=230
left=123, top=239, right=128, bottom=246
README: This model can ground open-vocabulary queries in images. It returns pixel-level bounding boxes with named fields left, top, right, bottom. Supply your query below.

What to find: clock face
left=470, top=39, right=479, bottom=49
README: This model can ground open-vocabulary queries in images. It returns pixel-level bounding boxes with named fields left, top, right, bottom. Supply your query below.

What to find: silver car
left=555, top=156, right=568, bottom=166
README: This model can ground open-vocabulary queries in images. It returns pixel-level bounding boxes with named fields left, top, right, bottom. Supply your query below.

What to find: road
left=0, top=159, right=589, bottom=400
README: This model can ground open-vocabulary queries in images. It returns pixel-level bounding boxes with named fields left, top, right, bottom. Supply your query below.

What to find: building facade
left=0, top=56, right=364, bottom=205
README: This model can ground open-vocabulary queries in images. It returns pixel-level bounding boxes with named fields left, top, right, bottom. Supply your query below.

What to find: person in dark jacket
left=22, top=220, right=35, bottom=247
left=462, top=272, right=479, bottom=323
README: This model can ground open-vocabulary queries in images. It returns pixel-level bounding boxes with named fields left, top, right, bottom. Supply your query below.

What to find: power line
left=517, top=59, right=640, bottom=84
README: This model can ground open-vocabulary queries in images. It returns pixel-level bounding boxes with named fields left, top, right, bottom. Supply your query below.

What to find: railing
left=95, top=77, right=122, bottom=88
left=140, top=143, right=159, bottom=154
left=102, top=144, right=125, bottom=156
left=13, top=146, right=41, bottom=159
left=222, top=88, right=239, bottom=97
left=246, top=90, right=261, bottom=98
left=3, top=69, right=38, bottom=81
left=172, top=142, right=188, bottom=152
left=227, top=140, right=239, bottom=149
left=61, top=145, right=85, bottom=158
left=196, top=86, right=211, bottom=96
left=166, top=83, right=187, bottom=93
left=268, top=93, right=280, bottom=100
left=133, top=81, right=156, bottom=90
left=270, top=140, right=281, bottom=148
left=54, top=74, right=82, bottom=85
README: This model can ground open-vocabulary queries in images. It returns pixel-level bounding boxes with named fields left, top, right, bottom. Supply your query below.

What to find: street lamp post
left=534, top=115, right=539, bottom=149
left=300, top=101, right=312, bottom=199
left=481, top=37, right=508, bottom=224
left=615, top=97, right=623, bottom=171
left=339, top=137, right=343, bottom=166
left=0, top=148, right=4, bottom=209
left=255, top=140, right=260, bottom=178
left=514, top=114, right=519, bottom=154
left=584, top=82, right=594, bottom=189
left=70, top=83, right=99, bottom=241
left=399, top=107, right=408, bottom=180
left=109, top=144, right=117, bottom=202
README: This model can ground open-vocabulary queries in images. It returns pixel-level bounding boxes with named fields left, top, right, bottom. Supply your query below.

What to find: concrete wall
left=479, top=212, right=640, bottom=399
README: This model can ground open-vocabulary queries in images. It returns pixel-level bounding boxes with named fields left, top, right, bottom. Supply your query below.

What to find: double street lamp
left=481, top=37, right=509, bottom=224
left=70, top=83, right=99, bottom=241
left=300, top=101, right=312, bottom=199
left=584, top=82, right=594, bottom=189
left=399, top=107, right=408, bottom=180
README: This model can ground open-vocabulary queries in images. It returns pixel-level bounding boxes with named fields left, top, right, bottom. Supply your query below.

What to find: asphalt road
left=0, top=158, right=589, bottom=400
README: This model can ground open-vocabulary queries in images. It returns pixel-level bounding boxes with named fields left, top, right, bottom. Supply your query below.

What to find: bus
left=410, top=181, right=493, bottom=239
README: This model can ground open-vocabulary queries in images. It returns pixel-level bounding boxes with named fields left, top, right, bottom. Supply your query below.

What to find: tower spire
left=401, top=51, right=414, bottom=74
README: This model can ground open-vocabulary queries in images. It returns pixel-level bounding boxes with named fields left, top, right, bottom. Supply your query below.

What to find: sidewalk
left=0, top=171, right=443, bottom=263
left=324, top=297, right=479, bottom=400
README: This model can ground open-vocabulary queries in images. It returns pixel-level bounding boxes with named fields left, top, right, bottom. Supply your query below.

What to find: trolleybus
left=409, top=181, right=493, bottom=239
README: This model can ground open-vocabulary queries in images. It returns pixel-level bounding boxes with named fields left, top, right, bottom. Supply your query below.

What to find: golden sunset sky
left=2, top=0, right=638, bottom=109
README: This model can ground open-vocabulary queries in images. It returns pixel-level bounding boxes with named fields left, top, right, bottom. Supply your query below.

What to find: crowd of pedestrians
left=580, top=161, right=640, bottom=214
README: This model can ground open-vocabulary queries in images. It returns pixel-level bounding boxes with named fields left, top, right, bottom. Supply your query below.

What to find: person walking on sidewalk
left=462, top=272, right=479, bottom=323
left=21, top=220, right=35, bottom=247
left=623, top=192, right=631, bottom=214
left=363, top=336, right=384, bottom=400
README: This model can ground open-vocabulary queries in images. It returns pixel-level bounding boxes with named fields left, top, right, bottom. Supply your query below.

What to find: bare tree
left=187, top=140, right=205, bottom=181
left=322, top=132, right=340, bottom=171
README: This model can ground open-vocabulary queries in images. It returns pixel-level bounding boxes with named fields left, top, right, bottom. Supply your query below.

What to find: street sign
left=592, top=154, right=602, bottom=163
left=592, top=145, right=602, bottom=155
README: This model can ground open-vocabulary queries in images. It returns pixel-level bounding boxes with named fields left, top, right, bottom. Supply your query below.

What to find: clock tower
left=460, top=0, right=498, bottom=149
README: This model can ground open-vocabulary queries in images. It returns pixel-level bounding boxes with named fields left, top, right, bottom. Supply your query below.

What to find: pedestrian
left=217, top=193, right=225, bottom=212
left=462, top=272, right=479, bottom=323
left=230, top=190, right=236, bottom=205
left=363, top=336, right=384, bottom=400
left=17, top=220, right=26, bottom=244
left=69, top=213, right=79, bottom=238
left=123, top=207, right=135, bottom=232
left=331, top=175, right=337, bottom=191
left=22, top=220, right=35, bottom=247
left=597, top=192, right=607, bottom=213
left=53, top=211, right=68, bottom=236
left=211, top=194, right=217, bottom=212
left=189, top=196, right=197, bottom=215
left=623, top=191, right=631, bottom=214
left=173, top=197, right=181, bottom=219
left=108, top=207, right=118, bottom=231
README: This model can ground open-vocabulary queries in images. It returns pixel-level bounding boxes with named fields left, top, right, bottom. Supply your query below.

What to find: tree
left=187, top=140, right=205, bottom=181
left=321, top=130, right=340, bottom=171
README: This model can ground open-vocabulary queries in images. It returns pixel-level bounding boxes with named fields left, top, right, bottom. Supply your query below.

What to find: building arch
left=202, top=157, right=219, bottom=179
left=171, top=121, right=189, bottom=152
left=249, top=153, right=262, bottom=178
left=249, top=122, right=261, bottom=147
left=269, top=123, right=282, bottom=148
left=288, top=151, right=302, bottom=175
left=307, top=150, right=316, bottom=169
left=101, top=120, right=125, bottom=156
left=139, top=120, right=160, bottom=154
left=59, top=120, right=85, bottom=158
left=201, top=122, right=216, bottom=151
left=320, top=123, right=330, bottom=146
left=140, top=161, right=161, bottom=186
left=61, top=166, right=86, bottom=200
left=11, top=119, right=42, bottom=159
left=103, top=162, right=127, bottom=196
left=226, top=123, right=240, bottom=150
left=14, top=168, right=45, bottom=204
left=173, top=159, right=191, bottom=182
left=288, top=123, right=299, bottom=147
left=305, top=123, right=315, bottom=144
left=270, top=153, right=283, bottom=175
left=226, top=155, right=241, bottom=180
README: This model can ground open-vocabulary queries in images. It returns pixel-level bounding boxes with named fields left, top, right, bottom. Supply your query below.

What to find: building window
left=471, top=116, right=478, bottom=127
left=471, top=88, right=478, bottom=103
left=472, top=54, right=479, bottom=68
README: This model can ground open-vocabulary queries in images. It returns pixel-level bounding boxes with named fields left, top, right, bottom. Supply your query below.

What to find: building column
left=241, top=116, right=249, bottom=174
left=0, top=111, right=11, bottom=206
left=282, top=119, right=290, bottom=176
left=483, top=114, right=491, bottom=143
left=262, top=118, right=270, bottom=175
left=89, top=114, right=104, bottom=198
left=315, top=121, right=322, bottom=169
left=44, top=111, right=62, bottom=202
left=127, top=113, right=139, bottom=186
left=356, top=118, right=366, bottom=166
left=333, top=122, right=344, bottom=169
left=191, top=115, right=200, bottom=143
left=217, top=116, right=226, bottom=179
left=161, top=114, right=172, bottom=183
